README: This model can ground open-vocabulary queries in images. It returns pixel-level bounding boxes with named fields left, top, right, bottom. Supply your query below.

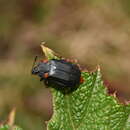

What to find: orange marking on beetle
left=41, top=59, right=48, bottom=63
left=44, top=73, right=49, bottom=78
left=80, top=76, right=84, bottom=84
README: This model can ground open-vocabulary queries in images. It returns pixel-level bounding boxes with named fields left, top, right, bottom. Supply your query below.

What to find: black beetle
left=31, top=57, right=82, bottom=88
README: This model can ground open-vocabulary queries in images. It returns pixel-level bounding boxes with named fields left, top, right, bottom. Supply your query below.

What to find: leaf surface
left=0, top=125, right=22, bottom=130
left=41, top=44, right=130, bottom=130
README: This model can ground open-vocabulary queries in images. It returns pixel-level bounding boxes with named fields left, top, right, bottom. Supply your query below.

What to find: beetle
left=31, top=56, right=82, bottom=89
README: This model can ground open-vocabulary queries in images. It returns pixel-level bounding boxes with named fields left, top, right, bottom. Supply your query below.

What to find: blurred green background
left=0, top=0, right=130, bottom=129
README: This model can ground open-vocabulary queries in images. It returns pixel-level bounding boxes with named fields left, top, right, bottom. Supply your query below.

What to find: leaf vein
left=77, top=72, right=98, bottom=129
left=66, top=95, right=76, bottom=130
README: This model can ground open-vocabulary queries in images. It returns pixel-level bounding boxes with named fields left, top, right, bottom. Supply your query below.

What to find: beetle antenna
left=31, top=56, right=38, bottom=72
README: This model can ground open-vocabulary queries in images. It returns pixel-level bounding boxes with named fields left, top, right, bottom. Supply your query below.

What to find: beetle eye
left=32, top=67, right=39, bottom=74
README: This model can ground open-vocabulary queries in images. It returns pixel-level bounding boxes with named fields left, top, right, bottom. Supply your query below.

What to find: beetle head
left=32, top=66, right=39, bottom=74
left=32, top=58, right=50, bottom=79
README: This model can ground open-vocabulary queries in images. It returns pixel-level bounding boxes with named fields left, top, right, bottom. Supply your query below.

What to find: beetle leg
left=44, top=79, right=49, bottom=87
left=40, top=78, right=43, bottom=81
left=77, top=64, right=81, bottom=70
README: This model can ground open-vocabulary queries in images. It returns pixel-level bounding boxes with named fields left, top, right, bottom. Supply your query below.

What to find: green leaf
left=41, top=44, right=130, bottom=130
left=41, top=42, right=60, bottom=60
left=0, top=108, right=23, bottom=130
left=13, top=126, right=23, bottom=130
left=0, top=125, right=9, bottom=130
left=0, top=125, right=23, bottom=130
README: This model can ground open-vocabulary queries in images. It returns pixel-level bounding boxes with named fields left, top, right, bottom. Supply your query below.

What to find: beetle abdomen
left=46, top=59, right=81, bottom=87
